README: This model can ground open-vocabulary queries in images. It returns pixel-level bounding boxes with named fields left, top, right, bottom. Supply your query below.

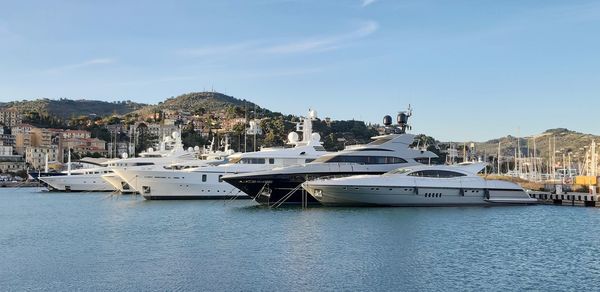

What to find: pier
left=529, top=191, right=600, bottom=207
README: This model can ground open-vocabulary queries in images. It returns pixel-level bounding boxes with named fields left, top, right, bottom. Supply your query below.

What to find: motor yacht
left=118, top=110, right=329, bottom=200
left=302, top=163, right=538, bottom=206
left=222, top=109, right=438, bottom=206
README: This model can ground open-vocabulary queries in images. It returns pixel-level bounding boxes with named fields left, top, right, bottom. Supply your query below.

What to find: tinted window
left=317, top=155, right=407, bottom=165
left=202, top=174, right=207, bottom=182
left=240, top=158, right=266, bottom=164
left=407, top=170, right=466, bottom=178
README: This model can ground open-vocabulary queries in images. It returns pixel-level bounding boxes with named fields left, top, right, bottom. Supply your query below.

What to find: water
left=1, top=188, right=600, bottom=291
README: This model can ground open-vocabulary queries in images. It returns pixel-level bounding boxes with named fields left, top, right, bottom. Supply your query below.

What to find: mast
left=44, top=153, right=49, bottom=173
left=67, top=149, right=72, bottom=176
left=497, top=141, right=501, bottom=175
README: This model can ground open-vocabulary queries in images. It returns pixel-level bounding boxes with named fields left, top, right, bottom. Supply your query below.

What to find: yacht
left=102, top=132, right=227, bottom=193
left=116, top=110, right=329, bottom=200
left=39, top=166, right=115, bottom=192
left=222, top=109, right=438, bottom=206
left=37, top=153, right=115, bottom=192
left=302, top=163, right=538, bottom=206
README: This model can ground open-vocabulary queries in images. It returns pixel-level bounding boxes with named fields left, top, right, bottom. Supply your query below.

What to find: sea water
left=1, top=188, right=599, bottom=291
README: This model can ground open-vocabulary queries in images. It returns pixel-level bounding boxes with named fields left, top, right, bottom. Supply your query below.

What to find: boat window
left=388, top=168, right=411, bottom=175
left=313, top=155, right=408, bottom=165
left=132, top=162, right=154, bottom=166
left=239, top=158, right=266, bottom=164
left=202, top=174, right=207, bottom=182
left=407, top=170, right=466, bottom=178
left=218, top=175, right=223, bottom=182
left=353, top=148, right=394, bottom=152
left=313, top=146, right=326, bottom=151
left=305, top=159, right=315, bottom=163
left=269, top=158, right=275, bottom=164
left=367, top=136, right=394, bottom=145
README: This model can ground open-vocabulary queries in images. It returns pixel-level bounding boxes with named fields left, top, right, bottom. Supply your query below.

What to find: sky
left=1, top=0, right=599, bottom=141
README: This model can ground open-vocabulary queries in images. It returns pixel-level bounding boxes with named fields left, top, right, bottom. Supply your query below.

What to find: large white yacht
left=222, top=109, right=438, bottom=206
left=102, top=132, right=229, bottom=193
left=302, top=163, right=538, bottom=206
left=39, top=165, right=115, bottom=192
left=115, top=110, right=329, bottom=200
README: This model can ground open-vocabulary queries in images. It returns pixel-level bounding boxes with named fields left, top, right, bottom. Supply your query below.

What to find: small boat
left=302, top=163, right=538, bottom=207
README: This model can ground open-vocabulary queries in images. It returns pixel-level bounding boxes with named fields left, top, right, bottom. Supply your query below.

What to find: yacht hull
left=224, top=171, right=385, bottom=206
left=302, top=183, right=537, bottom=207
left=101, top=173, right=136, bottom=194
left=39, top=175, right=115, bottom=192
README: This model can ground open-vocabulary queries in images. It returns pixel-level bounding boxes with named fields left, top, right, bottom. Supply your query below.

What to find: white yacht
left=222, top=109, right=438, bottom=206
left=39, top=166, right=115, bottom=192
left=302, top=163, right=538, bottom=206
left=102, top=132, right=228, bottom=193
left=116, top=110, right=329, bottom=200
left=37, top=152, right=116, bottom=192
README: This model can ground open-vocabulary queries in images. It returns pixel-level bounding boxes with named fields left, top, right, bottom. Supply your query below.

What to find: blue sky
left=1, top=0, right=599, bottom=141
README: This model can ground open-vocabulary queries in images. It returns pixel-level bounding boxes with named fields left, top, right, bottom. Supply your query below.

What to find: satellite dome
left=383, top=115, right=392, bottom=126
left=121, top=153, right=128, bottom=159
left=187, top=147, right=193, bottom=152
left=311, top=132, right=321, bottom=142
left=288, top=132, right=299, bottom=143
left=309, top=109, right=318, bottom=119
left=194, top=146, right=200, bottom=151
left=172, top=132, right=180, bottom=139
left=148, top=148, right=154, bottom=153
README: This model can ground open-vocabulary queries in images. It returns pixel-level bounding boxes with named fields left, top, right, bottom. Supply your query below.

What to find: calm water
left=1, top=188, right=600, bottom=291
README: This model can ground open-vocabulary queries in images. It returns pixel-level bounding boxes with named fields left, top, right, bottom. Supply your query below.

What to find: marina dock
left=529, top=191, right=600, bottom=207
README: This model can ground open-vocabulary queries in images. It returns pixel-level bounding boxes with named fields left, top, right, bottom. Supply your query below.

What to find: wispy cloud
left=45, top=58, right=116, bottom=74
left=179, top=21, right=379, bottom=57
left=177, top=42, right=258, bottom=57
left=263, top=21, right=378, bottom=54
left=361, top=0, right=377, bottom=7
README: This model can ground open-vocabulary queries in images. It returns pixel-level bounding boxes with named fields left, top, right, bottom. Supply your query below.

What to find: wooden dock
left=528, top=191, right=600, bottom=207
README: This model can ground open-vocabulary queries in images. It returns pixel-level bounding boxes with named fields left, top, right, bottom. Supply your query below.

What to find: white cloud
left=178, top=21, right=379, bottom=57
left=177, top=42, right=258, bottom=57
left=45, top=58, right=116, bottom=73
left=361, top=0, right=377, bottom=7
left=262, top=21, right=379, bottom=54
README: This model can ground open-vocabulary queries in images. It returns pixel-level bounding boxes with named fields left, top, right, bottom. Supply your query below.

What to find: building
left=0, top=155, right=26, bottom=173
left=13, top=125, right=61, bottom=156
left=25, top=146, right=59, bottom=170
left=147, top=123, right=179, bottom=141
left=63, top=138, right=107, bottom=156
left=62, top=129, right=91, bottom=140
left=0, top=110, right=23, bottom=127
left=0, top=146, right=13, bottom=156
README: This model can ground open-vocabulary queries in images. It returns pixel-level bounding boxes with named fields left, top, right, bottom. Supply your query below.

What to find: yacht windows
left=202, top=174, right=207, bottom=182
left=218, top=175, right=223, bottom=182
left=239, top=158, right=266, bottom=164
left=313, top=146, right=326, bottom=151
left=314, top=155, right=408, bottom=165
left=353, top=148, right=394, bottom=152
left=132, top=162, right=155, bottom=166
left=268, top=158, right=275, bottom=165
left=368, top=136, right=394, bottom=145
left=407, top=170, right=466, bottom=178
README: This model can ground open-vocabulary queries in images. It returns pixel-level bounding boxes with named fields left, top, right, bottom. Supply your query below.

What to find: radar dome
left=187, top=147, right=193, bottom=152
left=148, top=148, right=154, bottom=153
left=121, top=153, right=128, bottom=159
left=309, top=109, right=318, bottom=119
left=288, top=132, right=299, bottom=143
left=172, top=132, right=180, bottom=139
left=383, top=115, right=392, bottom=126
left=194, top=146, right=200, bottom=151
left=311, top=133, right=321, bottom=142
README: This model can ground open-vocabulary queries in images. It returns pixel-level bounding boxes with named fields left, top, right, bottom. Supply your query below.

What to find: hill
left=0, top=98, right=146, bottom=119
left=134, top=92, right=264, bottom=116
left=461, top=128, right=600, bottom=162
